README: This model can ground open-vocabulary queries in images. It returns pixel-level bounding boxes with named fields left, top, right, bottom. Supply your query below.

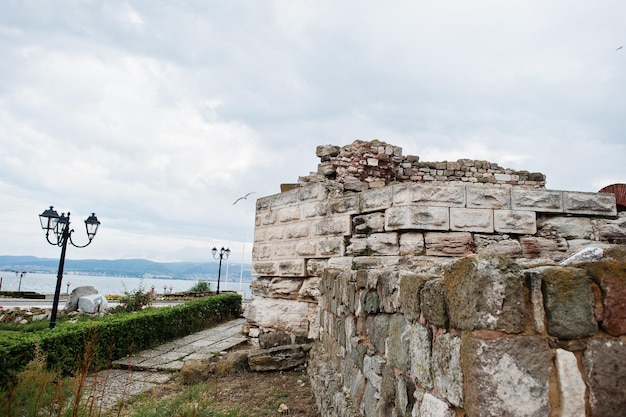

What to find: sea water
left=0, top=272, right=252, bottom=299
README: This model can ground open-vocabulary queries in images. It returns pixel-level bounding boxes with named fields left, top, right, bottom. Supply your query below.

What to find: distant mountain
left=0, top=256, right=253, bottom=281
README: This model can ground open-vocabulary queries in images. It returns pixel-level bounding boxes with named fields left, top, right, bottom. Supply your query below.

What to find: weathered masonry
left=245, top=140, right=626, bottom=417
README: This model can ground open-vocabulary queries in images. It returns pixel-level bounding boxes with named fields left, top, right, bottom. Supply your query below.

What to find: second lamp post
left=211, top=246, right=230, bottom=295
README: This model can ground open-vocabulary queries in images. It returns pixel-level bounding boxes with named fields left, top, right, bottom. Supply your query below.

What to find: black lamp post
left=39, top=206, right=100, bottom=329
left=211, top=246, right=230, bottom=295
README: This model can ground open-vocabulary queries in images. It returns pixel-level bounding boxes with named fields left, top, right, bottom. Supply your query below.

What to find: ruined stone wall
left=245, top=140, right=626, bottom=416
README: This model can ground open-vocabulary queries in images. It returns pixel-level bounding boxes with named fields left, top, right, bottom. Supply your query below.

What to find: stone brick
left=346, top=237, right=368, bottom=256
left=537, top=215, right=593, bottom=239
left=555, top=349, right=586, bottom=417
left=593, top=212, right=626, bottom=242
left=420, top=278, right=448, bottom=328
left=295, top=240, right=317, bottom=257
left=399, top=273, right=431, bottom=322
left=432, top=334, right=463, bottom=408
left=520, top=236, right=567, bottom=260
left=245, top=297, right=311, bottom=337
left=318, top=237, right=345, bottom=257
left=408, top=322, right=433, bottom=389
left=329, top=194, right=361, bottom=215
left=425, top=232, right=474, bottom=257
left=541, top=266, right=598, bottom=339
left=418, top=393, right=454, bottom=417
left=301, top=201, right=330, bottom=219
left=249, top=277, right=303, bottom=299
left=582, top=260, right=626, bottom=336
left=299, top=182, right=328, bottom=202
left=269, top=189, right=299, bottom=209
left=360, top=187, right=393, bottom=213
left=277, top=259, right=307, bottom=277
left=277, top=206, right=301, bottom=223
left=511, top=189, right=563, bottom=212
left=466, top=185, right=511, bottom=209
left=450, top=208, right=494, bottom=232
left=306, top=259, right=328, bottom=277
left=252, top=261, right=278, bottom=276
left=525, top=269, right=547, bottom=333
left=463, top=336, right=552, bottom=417
left=272, top=242, right=295, bottom=258
left=393, top=183, right=465, bottom=207
left=385, top=206, right=449, bottom=231
left=444, top=255, right=526, bottom=332
left=258, top=210, right=278, bottom=226
left=583, top=338, right=626, bottom=417
left=265, top=226, right=284, bottom=241
left=493, top=210, right=536, bottom=234
left=563, top=191, right=617, bottom=216
left=353, top=213, right=385, bottom=235
left=312, top=216, right=351, bottom=236
left=399, top=232, right=425, bottom=255
left=474, top=234, right=522, bottom=258
left=368, top=233, right=399, bottom=256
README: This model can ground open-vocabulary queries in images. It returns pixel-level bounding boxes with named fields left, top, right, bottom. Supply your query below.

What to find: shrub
left=188, top=281, right=211, bottom=293
left=119, top=281, right=153, bottom=312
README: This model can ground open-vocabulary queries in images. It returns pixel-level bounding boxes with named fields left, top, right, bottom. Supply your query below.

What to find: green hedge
left=0, top=293, right=241, bottom=388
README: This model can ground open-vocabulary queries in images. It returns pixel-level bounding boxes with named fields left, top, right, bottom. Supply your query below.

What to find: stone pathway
left=82, top=318, right=247, bottom=410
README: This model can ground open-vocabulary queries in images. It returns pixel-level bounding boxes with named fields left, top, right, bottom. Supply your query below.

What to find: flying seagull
left=617, top=46, right=623, bottom=51
left=233, top=192, right=256, bottom=205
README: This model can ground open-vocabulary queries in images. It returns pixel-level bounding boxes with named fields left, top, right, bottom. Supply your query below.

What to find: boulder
left=247, top=344, right=309, bottom=371
left=78, top=294, right=109, bottom=313
left=64, top=286, right=98, bottom=312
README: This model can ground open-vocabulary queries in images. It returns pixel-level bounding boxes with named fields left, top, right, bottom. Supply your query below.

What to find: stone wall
left=245, top=140, right=626, bottom=416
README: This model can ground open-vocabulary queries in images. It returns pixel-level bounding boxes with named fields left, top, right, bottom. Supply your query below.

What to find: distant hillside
left=0, top=256, right=253, bottom=281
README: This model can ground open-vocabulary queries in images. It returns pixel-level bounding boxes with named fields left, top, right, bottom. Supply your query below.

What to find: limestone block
left=418, top=393, right=454, bottom=417
left=268, top=189, right=298, bottom=209
left=353, top=213, right=385, bottom=235
left=466, top=185, right=511, bottom=209
left=541, top=266, right=598, bottom=339
left=298, top=277, right=321, bottom=301
left=555, top=349, right=586, bottom=417
left=399, top=273, right=431, bottom=322
left=346, top=237, right=368, bottom=256
left=318, top=237, right=345, bottom=257
left=306, top=259, right=328, bottom=277
left=420, top=278, right=448, bottom=328
left=265, top=226, right=284, bottom=241
left=399, top=232, right=425, bottom=255
left=593, top=212, right=626, bottom=242
left=463, top=336, right=552, bottom=417
left=308, top=303, right=320, bottom=340
left=366, top=314, right=390, bottom=354
left=295, top=240, right=317, bottom=257
left=272, top=242, right=295, bottom=258
left=511, top=189, right=563, bottom=212
left=330, top=194, right=361, bottom=215
left=425, top=232, right=474, bottom=257
left=363, top=354, right=386, bottom=391
left=253, top=228, right=266, bottom=242
left=385, top=206, right=450, bottom=231
left=253, top=244, right=271, bottom=260
left=494, top=210, right=536, bottom=234
left=298, top=182, right=328, bottom=202
left=353, top=255, right=401, bottom=271
left=432, top=334, right=463, bottom=408
left=537, top=215, right=593, bottom=239
left=474, top=234, right=522, bottom=258
left=583, top=338, right=626, bottom=417
left=312, top=216, right=351, bottom=237
left=368, top=233, right=400, bottom=256
left=582, top=260, right=626, bottom=336
left=258, top=210, right=277, bottom=226
left=378, top=269, right=401, bottom=313
left=450, top=208, right=494, bottom=232
left=278, top=259, right=307, bottom=277
left=563, top=191, right=616, bottom=216
left=386, top=315, right=411, bottom=373
left=392, top=183, right=465, bottom=207
left=277, top=206, right=301, bottom=223
left=395, top=375, right=416, bottom=417
left=301, top=201, right=330, bottom=219
left=525, top=269, right=546, bottom=333
left=444, top=255, right=526, bottom=332
left=64, top=286, right=98, bottom=312
left=245, top=297, right=311, bottom=337
left=252, top=261, right=278, bottom=276
left=247, top=345, right=308, bottom=371
left=408, top=322, right=433, bottom=389
left=520, top=236, right=567, bottom=261
left=360, top=187, right=393, bottom=213
left=78, top=294, right=108, bottom=313
left=559, top=247, right=604, bottom=265
left=250, top=277, right=303, bottom=299
left=316, top=144, right=340, bottom=158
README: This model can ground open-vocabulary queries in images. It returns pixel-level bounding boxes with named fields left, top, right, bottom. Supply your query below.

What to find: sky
left=0, top=1, right=624, bottom=264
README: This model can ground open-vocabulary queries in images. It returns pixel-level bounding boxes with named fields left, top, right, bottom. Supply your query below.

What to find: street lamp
left=211, top=246, right=230, bottom=295
left=39, top=206, right=100, bottom=329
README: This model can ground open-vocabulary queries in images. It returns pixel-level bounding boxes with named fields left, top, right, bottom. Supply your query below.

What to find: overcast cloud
left=0, top=1, right=624, bottom=263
